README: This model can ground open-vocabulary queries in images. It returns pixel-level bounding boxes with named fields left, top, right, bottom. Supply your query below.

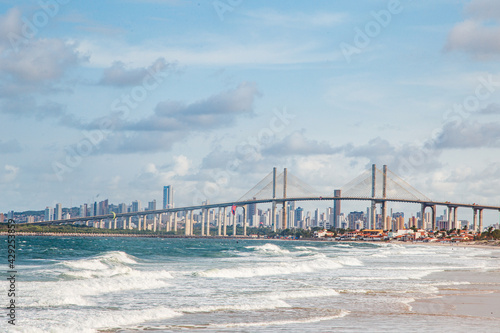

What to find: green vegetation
left=0, top=223, right=180, bottom=236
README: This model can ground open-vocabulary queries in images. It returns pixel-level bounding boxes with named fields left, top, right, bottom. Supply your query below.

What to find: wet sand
left=411, top=256, right=500, bottom=321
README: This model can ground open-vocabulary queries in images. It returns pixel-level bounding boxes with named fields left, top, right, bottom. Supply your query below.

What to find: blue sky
left=1, top=0, right=500, bottom=224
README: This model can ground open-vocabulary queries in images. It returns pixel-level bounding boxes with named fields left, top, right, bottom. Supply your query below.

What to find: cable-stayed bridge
left=31, top=165, right=500, bottom=235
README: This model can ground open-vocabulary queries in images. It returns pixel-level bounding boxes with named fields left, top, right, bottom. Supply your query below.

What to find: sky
left=1, top=0, right=500, bottom=225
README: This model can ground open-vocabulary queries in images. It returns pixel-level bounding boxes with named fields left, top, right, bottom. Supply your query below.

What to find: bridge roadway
left=28, top=196, right=500, bottom=226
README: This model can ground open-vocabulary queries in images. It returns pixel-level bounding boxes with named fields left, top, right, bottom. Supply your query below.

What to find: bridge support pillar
left=473, top=209, right=478, bottom=233
left=478, top=209, right=483, bottom=234
left=201, top=210, right=205, bottom=236
left=243, top=206, right=247, bottom=236
left=282, top=168, right=287, bottom=230
left=382, top=165, right=387, bottom=230
left=223, top=207, right=227, bottom=236
left=272, top=167, right=277, bottom=232
left=233, top=209, right=237, bottom=236
left=166, top=213, right=171, bottom=232
left=153, top=214, right=158, bottom=232
left=448, top=206, right=453, bottom=229
left=453, top=207, right=459, bottom=230
left=174, top=212, right=178, bottom=233
left=206, top=209, right=211, bottom=237
left=272, top=201, right=276, bottom=232
left=431, top=205, right=436, bottom=230
left=371, top=164, right=376, bottom=229
left=381, top=201, right=387, bottom=230
left=218, top=208, right=222, bottom=236
left=189, top=211, right=193, bottom=236
left=420, top=204, right=426, bottom=230
left=370, top=201, right=376, bottom=229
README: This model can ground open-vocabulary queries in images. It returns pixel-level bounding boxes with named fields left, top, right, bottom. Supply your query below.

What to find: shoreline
left=411, top=269, right=500, bottom=321
left=2, top=231, right=500, bottom=249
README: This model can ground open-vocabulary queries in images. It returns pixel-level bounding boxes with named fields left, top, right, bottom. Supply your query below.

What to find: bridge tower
left=282, top=168, right=288, bottom=230
left=371, top=164, right=376, bottom=229
left=272, top=167, right=277, bottom=232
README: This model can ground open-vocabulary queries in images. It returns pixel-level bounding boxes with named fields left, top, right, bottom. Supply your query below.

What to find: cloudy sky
left=1, top=0, right=500, bottom=224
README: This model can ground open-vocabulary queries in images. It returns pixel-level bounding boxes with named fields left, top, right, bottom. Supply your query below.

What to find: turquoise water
left=2, top=236, right=500, bottom=332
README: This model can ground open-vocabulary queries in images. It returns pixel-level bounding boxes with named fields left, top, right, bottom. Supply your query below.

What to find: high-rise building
left=163, top=186, right=173, bottom=209
left=248, top=198, right=257, bottom=225
left=333, top=189, right=341, bottom=228
left=45, top=207, right=54, bottom=221
left=119, top=203, right=127, bottom=214
left=132, top=200, right=141, bottom=212
left=55, top=203, right=62, bottom=220
left=287, top=201, right=296, bottom=228
left=348, top=211, right=365, bottom=230
left=295, top=207, right=304, bottom=225
left=148, top=200, right=157, bottom=211
left=98, top=200, right=109, bottom=215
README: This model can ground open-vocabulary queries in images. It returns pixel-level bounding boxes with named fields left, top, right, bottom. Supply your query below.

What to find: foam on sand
left=206, top=310, right=350, bottom=329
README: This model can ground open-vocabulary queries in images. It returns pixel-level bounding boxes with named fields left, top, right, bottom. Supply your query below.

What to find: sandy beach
left=411, top=248, right=500, bottom=322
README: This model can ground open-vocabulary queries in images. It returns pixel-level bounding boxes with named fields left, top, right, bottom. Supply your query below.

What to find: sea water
left=1, top=236, right=500, bottom=332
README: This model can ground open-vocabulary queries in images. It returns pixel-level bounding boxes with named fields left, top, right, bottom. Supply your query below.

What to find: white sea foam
left=336, top=257, right=363, bottom=266
left=180, top=299, right=291, bottom=313
left=17, top=307, right=181, bottom=333
left=61, top=251, right=138, bottom=279
left=206, top=310, right=350, bottom=329
left=400, top=297, right=415, bottom=311
left=267, top=288, right=339, bottom=300
left=430, top=281, right=471, bottom=286
left=340, top=269, right=438, bottom=281
left=22, top=252, right=173, bottom=307
left=195, top=257, right=344, bottom=278
left=22, top=269, right=174, bottom=307
left=334, top=243, right=352, bottom=248
left=245, top=243, right=290, bottom=255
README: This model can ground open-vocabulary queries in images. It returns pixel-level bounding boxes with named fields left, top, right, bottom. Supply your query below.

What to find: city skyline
left=1, top=1, right=500, bottom=222
left=6, top=180, right=499, bottom=230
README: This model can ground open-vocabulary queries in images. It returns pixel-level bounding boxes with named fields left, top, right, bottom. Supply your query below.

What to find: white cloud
left=1, top=164, right=19, bottom=183
left=446, top=0, right=500, bottom=59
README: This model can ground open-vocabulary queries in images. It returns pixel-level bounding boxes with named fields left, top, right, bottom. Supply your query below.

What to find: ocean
left=2, top=236, right=500, bottom=332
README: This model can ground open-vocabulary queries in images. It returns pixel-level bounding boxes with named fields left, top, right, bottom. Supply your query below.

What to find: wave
left=19, top=307, right=181, bottom=333
left=61, top=251, right=138, bottom=279
left=23, top=268, right=174, bottom=307
left=22, top=251, right=173, bottom=307
left=336, top=257, right=363, bottom=266
left=245, top=243, right=290, bottom=255
left=194, top=257, right=345, bottom=278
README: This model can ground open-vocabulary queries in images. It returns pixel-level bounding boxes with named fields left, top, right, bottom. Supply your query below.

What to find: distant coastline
left=2, top=231, right=499, bottom=249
